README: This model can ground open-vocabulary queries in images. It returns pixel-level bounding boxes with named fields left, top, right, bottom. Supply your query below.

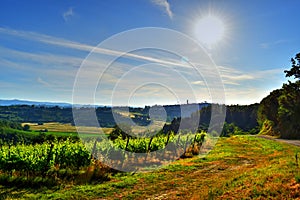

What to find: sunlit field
left=22, top=122, right=113, bottom=135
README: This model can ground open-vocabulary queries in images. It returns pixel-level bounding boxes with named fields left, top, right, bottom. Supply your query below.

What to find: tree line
left=162, top=104, right=259, bottom=137
left=258, top=53, right=300, bottom=139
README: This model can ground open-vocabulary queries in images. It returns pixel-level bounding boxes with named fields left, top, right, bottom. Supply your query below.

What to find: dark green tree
left=257, top=89, right=282, bottom=136
left=258, top=53, right=300, bottom=139
left=284, top=53, right=300, bottom=79
left=277, top=53, right=300, bottom=138
left=23, top=124, right=30, bottom=131
left=108, top=123, right=132, bottom=140
left=277, top=81, right=300, bottom=139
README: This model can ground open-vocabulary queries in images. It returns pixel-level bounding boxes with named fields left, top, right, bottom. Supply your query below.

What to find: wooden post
left=125, top=137, right=130, bottom=151
left=145, top=137, right=153, bottom=162
left=173, top=135, right=181, bottom=160
left=182, top=135, right=190, bottom=157
left=91, top=139, right=97, bottom=160
left=163, top=132, right=171, bottom=158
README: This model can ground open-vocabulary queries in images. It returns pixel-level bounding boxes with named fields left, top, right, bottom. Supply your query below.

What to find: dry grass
left=22, top=122, right=112, bottom=134
left=131, top=120, right=166, bottom=135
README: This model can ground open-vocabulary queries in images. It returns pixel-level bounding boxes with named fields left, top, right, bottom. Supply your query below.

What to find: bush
left=23, top=124, right=30, bottom=131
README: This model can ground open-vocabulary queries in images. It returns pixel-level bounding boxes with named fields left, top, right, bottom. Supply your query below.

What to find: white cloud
left=63, top=7, right=74, bottom=22
left=221, top=74, right=254, bottom=81
left=191, top=80, right=205, bottom=85
left=37, top=77, right=51, bottom=87
left=217, top=65, right=253, bottom=85
left=217, top=65, right=284, bottom=86
left=151, top=0, right=173, bottom=19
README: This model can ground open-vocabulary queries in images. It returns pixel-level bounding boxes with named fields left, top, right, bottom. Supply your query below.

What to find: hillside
left=1, top=135, right=299, bottom=199
left=0, top=103, right=209, bottom=127
left=0, top=103, right=258, bottom=134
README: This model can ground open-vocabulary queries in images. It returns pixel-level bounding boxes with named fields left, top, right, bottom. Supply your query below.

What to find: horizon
left=1, top=1, right=300, bottom=106
left=0, top=98, right=258, bottom=108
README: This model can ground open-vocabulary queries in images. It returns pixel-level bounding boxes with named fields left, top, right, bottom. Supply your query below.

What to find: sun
left=195, top=15, right=225, bottom=46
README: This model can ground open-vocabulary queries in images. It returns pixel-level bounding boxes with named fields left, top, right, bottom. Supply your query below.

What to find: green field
left=1, top=135, right=299, bottom=199
left=23, top=121, right=167, bottom=137
left=22, top=122, right=113, bottom=137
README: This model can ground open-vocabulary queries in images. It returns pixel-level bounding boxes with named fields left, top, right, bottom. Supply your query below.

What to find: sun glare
left=195, top=15, right=225, bottom=46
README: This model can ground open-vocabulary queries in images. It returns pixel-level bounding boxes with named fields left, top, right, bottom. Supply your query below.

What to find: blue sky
left=1, top=0, right=300, bottom=106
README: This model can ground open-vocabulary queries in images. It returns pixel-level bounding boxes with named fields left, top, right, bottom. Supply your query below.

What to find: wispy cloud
left=151, top=0, right=173, bottom=19
left=37, top=77, right=51, bottom=87
left=191, top=80, right=205, bottom=85
left=217, top=65, right=254, bottom=85
left=63, top=7, right=74, bottom=22
left=217, top=65, right=284, bottom=86
left=0, top=27, right=286, bottom=105
left=260, top=39, right=288, bottom=49
left=0, top=46, right=82, bottom=68
left=0, top=27, right=195, bottom=70
left=0, top=27, right=282, bottom=85
left=0, top=26, right=277, bottom=88
left=220, top=66, right=285, bottom=104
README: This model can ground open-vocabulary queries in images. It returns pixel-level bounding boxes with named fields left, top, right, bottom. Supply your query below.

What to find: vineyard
left=0, top=131, right=206, bottom=186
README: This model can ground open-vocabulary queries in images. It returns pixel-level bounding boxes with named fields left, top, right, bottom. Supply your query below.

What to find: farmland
left=1, top=135, right=299, bottom=199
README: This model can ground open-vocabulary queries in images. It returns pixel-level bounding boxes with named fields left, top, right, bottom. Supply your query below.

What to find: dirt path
left=256, top=135, right=300, bottom=147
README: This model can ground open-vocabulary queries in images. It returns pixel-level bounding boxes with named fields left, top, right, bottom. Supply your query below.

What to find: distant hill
left=0, top=100, right=210, bottom=127
left=0, top=99, right=72, bottom=107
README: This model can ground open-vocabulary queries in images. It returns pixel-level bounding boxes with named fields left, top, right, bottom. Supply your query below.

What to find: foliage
left=0, top=103, right=208, bottom=128
left=22, top=124, right=30, bottom=131
left=0, top=125, right=207, bottom=189
left=108, top=123, right=133, bottom=140
left=258, top=119, right=276, bottom=136
left=277, top=81, right=300, bottom=138
left=284, top=52, right=300, bottom=79
left=0, top=105, right=128, bottom=128
left=225, top=104, right=259, bottom=131
left=221, top=123, right=246, bottom=137
left=0, top=120, right=23, bottom=130
left=163, top=104, right=259, bottom=135
left=0, top=139, right=91, bottom=178
left=257, top=89, right=282, bottom=127
left=258, top=53, right=300, bottom=139
left=107, top=130, right=205, bottom=154
left=3, top=136, right=299, bottom=199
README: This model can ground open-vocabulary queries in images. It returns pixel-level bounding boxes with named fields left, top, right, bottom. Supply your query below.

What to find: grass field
left=131, top=120, right=166, bottom=134
left=22, top=122, right=113, bottom=136
left=1, top=135, right=300, bottom=199
left=114, top=109, right=166, bottom=135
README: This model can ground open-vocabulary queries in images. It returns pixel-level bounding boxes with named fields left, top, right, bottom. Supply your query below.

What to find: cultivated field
left=2, top=135, right=300, bottom=199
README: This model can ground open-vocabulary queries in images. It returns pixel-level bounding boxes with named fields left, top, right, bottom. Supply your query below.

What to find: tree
left=257, top=89, right=282, bottom=128
left=284, top=53, right=300, bottom=79
left=258, top=53, right=300, bottom=139
left=277, top=53, right=300, bottom=138
left=108, top=123, right=132, bottom=140
left=23, top=124, right=30, bottom=131
left=277, top=81, right=300, bottom=139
